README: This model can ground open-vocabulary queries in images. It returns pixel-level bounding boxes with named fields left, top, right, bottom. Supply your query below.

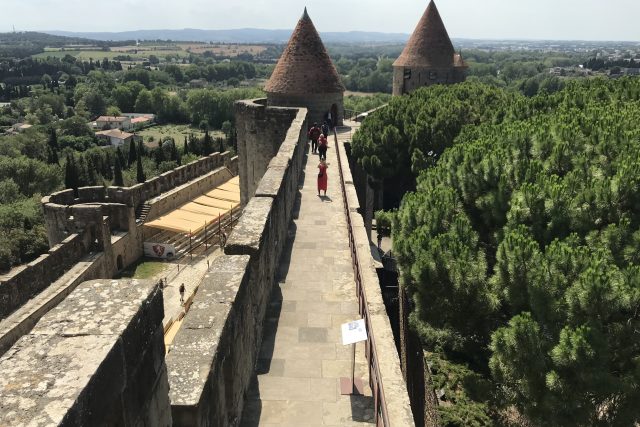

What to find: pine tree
left=127, top=140, right=137, bottom=167
left=113, top=156, right=124, bottom=186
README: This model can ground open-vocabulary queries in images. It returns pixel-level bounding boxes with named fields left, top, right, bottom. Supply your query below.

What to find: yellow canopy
left=192, top=195, right=240, bottom=210
left=205, top=189, right=240, bottom=202
left=145, top=174, right=240, bottom=234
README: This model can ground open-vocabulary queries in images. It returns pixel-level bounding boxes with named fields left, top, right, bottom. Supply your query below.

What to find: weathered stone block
left=167, top=255, right=251, bottom=427
left=0, top=279, right=171, bottom=427
left=225, top=197, right=274, bottom=256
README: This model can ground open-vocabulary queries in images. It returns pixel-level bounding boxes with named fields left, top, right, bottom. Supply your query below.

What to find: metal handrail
left=333, top=126, right=390, bottom=426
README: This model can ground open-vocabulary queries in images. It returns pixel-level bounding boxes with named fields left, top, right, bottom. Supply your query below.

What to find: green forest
left=353, top=78, right=640, bottom=425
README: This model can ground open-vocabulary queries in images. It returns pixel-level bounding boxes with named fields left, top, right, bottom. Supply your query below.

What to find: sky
left=2, top=0, right=640, bottom=41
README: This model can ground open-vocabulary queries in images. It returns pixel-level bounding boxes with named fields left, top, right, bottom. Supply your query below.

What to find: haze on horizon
left=3, top=0, right=640, bottom=42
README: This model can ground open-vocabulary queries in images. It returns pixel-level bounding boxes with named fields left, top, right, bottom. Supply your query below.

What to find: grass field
left=137, top=124, right=224, bottom=148
left=118, top=259, right=167, bottom=280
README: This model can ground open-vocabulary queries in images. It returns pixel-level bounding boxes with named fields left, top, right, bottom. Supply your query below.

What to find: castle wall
left=234, top=99, right=306, bottom=206
left=267, top=91, right=344, bottom=127
left=166, top=105, right=307, bottom=426
left=0, top=229, right=93, bottom=321
left=0, top=279, right=171, bottom=427
left=0, top=152, right=239, bottom=353
left=44, top=152, right=237, bottom=247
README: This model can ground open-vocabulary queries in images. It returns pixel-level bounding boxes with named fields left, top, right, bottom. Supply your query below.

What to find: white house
left=95, top=116, right=132, bottom=131
left=95, top=129, right=134, bottom=146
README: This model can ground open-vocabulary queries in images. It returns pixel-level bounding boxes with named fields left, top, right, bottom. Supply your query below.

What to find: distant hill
left=0, top=31, right=121, bottom=58
left=44, top=28, right=410, bottom=44
left=0, top=31, right=112, bottom=47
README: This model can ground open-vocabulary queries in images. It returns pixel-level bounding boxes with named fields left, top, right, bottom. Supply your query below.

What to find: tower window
left=404, top=69, right=412, bottom=79
left=429, top=71, right=438, bottom=80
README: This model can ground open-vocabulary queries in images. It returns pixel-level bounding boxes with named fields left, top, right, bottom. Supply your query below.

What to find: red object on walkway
left=317, top=162, right=328, bottom=192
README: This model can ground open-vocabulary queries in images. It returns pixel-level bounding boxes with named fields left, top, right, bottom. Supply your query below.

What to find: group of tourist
left=308, top=121, right=331, bottom=196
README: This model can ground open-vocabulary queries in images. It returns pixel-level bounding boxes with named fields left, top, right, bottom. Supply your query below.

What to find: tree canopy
left=381, top=78, right=640, bottom=425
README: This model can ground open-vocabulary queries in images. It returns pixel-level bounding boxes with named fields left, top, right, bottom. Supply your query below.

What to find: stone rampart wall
left=0, top=279, right=171, bottom=427
left=0, top=229, right=94, bottom=321
left=335, top=131, right=415, bottom=425
left=166, top=106, right=308, bottom=426
left=46, top=152, right=236, bottom=209
left=234, top=99, right=304, bottom=206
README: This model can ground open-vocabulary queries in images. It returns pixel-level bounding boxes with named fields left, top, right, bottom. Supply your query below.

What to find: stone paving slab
left=240, top=135, right=374, bottom=426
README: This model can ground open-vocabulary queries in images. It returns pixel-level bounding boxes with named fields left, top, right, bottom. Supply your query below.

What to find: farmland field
left=177, top=43, right=268, bottom=57
left=33, top=42, right=269, bottom=61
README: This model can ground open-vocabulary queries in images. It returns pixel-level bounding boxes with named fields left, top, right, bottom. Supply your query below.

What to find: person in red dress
left=317, top=159, right=328, bottom=196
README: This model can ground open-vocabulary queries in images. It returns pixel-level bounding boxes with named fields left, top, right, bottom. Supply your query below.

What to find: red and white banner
left=143, top=242, right=176, bottom=259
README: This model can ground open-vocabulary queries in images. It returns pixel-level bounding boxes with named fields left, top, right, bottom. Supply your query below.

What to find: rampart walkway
left=240, top=126, right=375, bottom=426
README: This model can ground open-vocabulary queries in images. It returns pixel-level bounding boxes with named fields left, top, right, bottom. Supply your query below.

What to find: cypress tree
left=47, top=145, right=59, bottom=165
left=64, top=153, right=79, bottom=197
left=202, top=130, right=213, bottom=155
left=103, top=151, right=113, bottom=180
left=183, top=136, right=189, bottom=155
left=171, top=140, right=181, bottom=165
left=46, top=128, right=59, bottom=164
left=86, top=156, right=97, bottom=185
left=136, top=147, right=146, bottom=183
left=127, top=140, right=137, bottom=167
left=137, top=140, right=145, bottom=158
left=76, top=155, right=89, bottom=186
left=48, top=127, right=59, bottom=151
left=154, top=144, right=165, bottom=166
left=113, top=156, right=124, bottom=186
left=116, top=146, right=126, bottom=169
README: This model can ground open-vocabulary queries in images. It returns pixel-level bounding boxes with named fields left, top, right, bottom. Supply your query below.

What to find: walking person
left=318, top=134, right=328, bottom=161
left=321, top=121, right=329, bottom=138
left=179, top=283, right=185, bottom=304
left=317, top=159, right=328, bottom=197
left=308, top=122, right=321, bottom=154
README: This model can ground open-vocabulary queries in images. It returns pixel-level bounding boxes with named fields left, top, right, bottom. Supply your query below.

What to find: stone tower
left=392, top=0, right=467, bottom=96
left=265, top=8, right=345, bottom=126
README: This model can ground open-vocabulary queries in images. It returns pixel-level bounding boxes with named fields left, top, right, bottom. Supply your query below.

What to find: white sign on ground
left=341, top=319, right=368, bottom=345
left=143, top=242, right=176, bottom=259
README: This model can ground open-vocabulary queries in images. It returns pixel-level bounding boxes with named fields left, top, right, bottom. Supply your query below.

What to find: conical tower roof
left=265, top=8, right=345, bottom=95
left=394, top=0, right=455, bottom=68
